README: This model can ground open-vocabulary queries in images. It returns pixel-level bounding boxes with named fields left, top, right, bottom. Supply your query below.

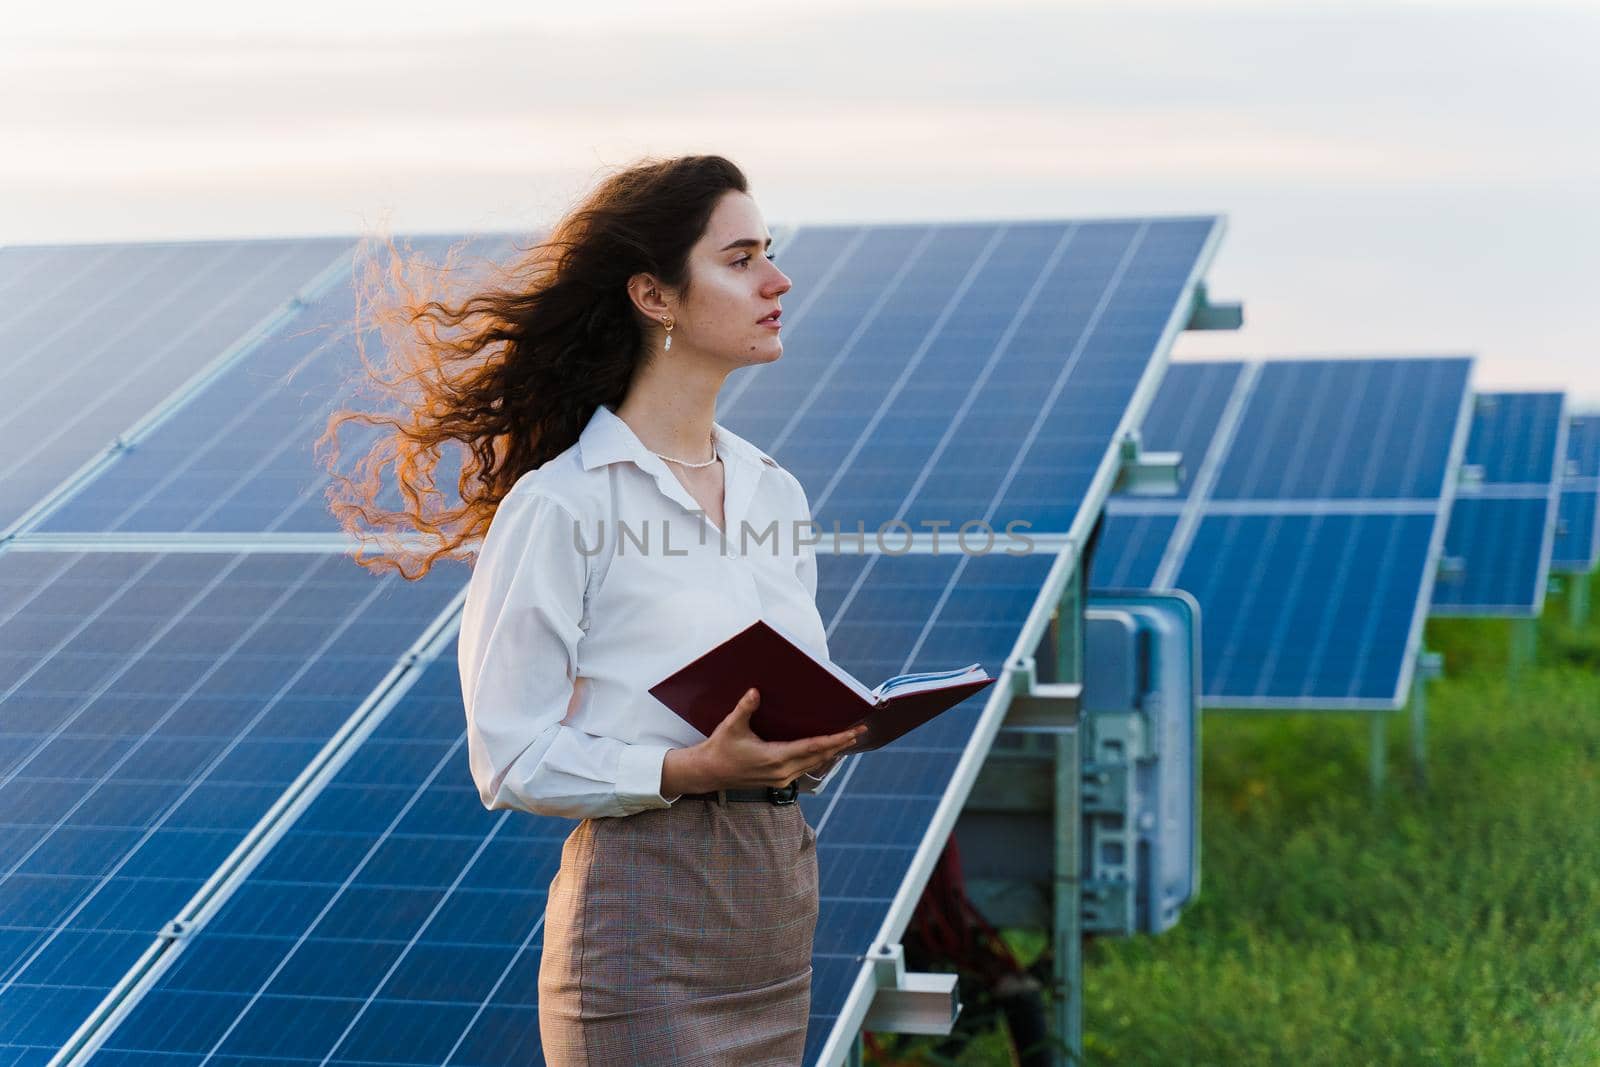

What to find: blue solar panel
left=1090, top=512, right=1179, bottom=589
left=0, top=551, right=462, bottom=1062
left=1552, top=413, right=1600, bottom=572
left=1211, top=359, right=1466, bottom=501
left=59, top=215, right=1224, bottom=1064
left=671, top=218, right=1218, bottom=535
left=33, top=235, right=512, bottom=537
left=0, top=238, right=351, bottom=534
left=1460, top=391, right=1567, bottom=484
left=1175, top=511, right=1439, bottom=702
left=38, top=221, right=1217, bottom=542
left=1432, top=496, right=1559, bottom=614
left=86, top=551, right=1057, bottom=1066
left=1431, top=392, right=1567, bottom=616
left=1094, top=357, right=1474, bottom=708
left=1132, top=361, right=1243, bottom=498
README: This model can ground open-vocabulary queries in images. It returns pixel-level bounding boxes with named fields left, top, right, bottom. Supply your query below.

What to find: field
left=867, top=568, right=1600, bottom=1066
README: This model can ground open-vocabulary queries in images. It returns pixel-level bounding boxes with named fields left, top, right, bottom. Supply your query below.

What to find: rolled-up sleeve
left=458, top=489, right=681, bottom=819
left=786, top=473, right=845, bottom=796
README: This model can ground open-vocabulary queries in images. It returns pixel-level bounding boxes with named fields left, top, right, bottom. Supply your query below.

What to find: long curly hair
left=316, top=154, right=750, bottom=580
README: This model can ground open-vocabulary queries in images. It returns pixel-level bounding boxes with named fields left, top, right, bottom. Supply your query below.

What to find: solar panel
left=50, top=215, right=1224, bottom=1064
left=1551, top=413, right=1600, bottom=573
left=725, top=218, right=1220, bottom=534
left=83, top=551, right=1056, bottom=1066
left=35, top=236, right=513, bottom=537
left=1130, top=360, right=1243, bottom=500
left=37, top=219, right=1219, bottom=541
left=0, top=238, right=352, bottom=534
left=1095, top=357, right=1475, bottom=708
left=1431, top=392, right=1568, bottom=616
left=1090, top=512, right=1179, bottom=589
left=0, top=550, right=464, bottom=1061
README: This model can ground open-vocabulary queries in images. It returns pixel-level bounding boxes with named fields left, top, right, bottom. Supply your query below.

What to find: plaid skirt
left=538, top=795, right=820, bottom=1066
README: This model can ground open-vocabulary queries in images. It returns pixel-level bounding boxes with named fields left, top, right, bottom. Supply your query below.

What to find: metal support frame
left=1045, top=561, right=1085, bottom=1063
left=1369, top=713, right=1387, bottom=801
left=1571, top=573, right=1592, bottom=628
left=1110, top=432, right=1183, bottom=497
left=1183, top=280, right=1244, bottom=331
left=1409, top=650, right=1443, bottom=791
left=1509, top=616, right=1539, bottom=681
left=1054, top=725, right=1082, bottom=1062
left=862, top=943, right=962, bottom=1035
left=987, top=566, right=1087, bottom=1064
left=1365, top=649, right=1445, bottom=800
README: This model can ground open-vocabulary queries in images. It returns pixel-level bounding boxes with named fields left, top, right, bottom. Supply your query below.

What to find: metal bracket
left=1416, top=649, right=1445, bottom=681
left=160, top=918, right=195, bottom=941
left=861, top=942, right=962, bottom=1035
left=1006, top=684, right=1084, bottom=731
left=1184, top=281, right=1243, bottom=331
left=1002, top=657, right=1083, bottom=733
left=1112, top=432, right=1183, bottom=496
left=1006, top=654, right=1039, bottom=696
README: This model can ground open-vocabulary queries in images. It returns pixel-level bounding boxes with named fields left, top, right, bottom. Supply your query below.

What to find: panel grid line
left=1152, top=360, right=1261, bottom=590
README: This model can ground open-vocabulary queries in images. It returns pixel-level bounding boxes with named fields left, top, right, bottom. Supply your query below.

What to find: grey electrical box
left=1081, top=590, right=1202, bottom=936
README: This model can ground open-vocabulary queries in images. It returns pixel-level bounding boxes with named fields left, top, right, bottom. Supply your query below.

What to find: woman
left=325, top=155, right=864, bottom=1065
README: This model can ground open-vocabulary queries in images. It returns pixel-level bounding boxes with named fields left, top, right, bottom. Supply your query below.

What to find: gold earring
left=662, top=315, right=674, bottom=351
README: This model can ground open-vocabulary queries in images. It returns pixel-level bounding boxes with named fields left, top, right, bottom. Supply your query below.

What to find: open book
left=647, top=618, right=994, bottom=752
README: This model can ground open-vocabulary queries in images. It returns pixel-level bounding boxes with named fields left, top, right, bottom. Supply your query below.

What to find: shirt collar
left=578, top=402, right=775, bottom=473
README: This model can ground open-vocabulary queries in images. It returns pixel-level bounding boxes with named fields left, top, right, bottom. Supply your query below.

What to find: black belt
left=680, top=783, right=799, bottom=805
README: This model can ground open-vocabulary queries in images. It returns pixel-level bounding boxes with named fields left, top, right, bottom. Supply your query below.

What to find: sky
left=4, top=0, right=1597, bottom=404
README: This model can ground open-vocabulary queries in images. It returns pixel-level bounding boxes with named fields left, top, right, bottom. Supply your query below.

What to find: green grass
left=870, top=570, right=1600, bottom=1066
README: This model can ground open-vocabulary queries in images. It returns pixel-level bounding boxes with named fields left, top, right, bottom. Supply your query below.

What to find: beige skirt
left=537, top=796, right=820, bottom=1066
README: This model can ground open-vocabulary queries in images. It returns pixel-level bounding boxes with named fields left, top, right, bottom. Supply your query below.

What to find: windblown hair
left=316, top=154, right=749, bottom=580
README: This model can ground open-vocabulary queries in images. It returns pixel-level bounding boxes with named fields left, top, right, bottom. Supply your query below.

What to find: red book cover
left=647, top=619, right=995, bottom=751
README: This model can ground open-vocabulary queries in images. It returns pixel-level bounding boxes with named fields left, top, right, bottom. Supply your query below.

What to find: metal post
left=1369, top=713, right=1387, bottom=801
left=1408, top=649, right=1443, bottom=792
left=843, top=1032, right=863, bottom=1067
left=1409, top=671, right=1428, bottom=790
left=1054, top=726, right=1082, bottom=1065
left=1050, top=565, right=1084, bottom=1065
left=1571, top=575, right=1592, bottom=629
left=1508, top=617, right=1538, bottom=680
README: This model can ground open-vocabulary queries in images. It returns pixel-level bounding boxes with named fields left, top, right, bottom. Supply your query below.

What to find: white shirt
left=458, top=401, right=844, bottom=820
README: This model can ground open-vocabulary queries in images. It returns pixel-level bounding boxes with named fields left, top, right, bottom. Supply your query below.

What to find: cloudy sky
left=5, top=0, right=1597, bottom=403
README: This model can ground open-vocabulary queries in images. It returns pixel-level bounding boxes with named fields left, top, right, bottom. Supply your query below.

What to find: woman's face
left=674, top=190, right=792, bottom=367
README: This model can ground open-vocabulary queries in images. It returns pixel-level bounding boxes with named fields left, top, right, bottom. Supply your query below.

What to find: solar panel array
left=722, top=219, right=1221, bottom=535
left=0, top=550, right=464, bottom=1061
left=1552, top=413, right=1600, bottom=573
left=36, top=236, right=501, bottom=536
left=1, top=217, right=1224, bottom=1065
left=82, top=552, right=1056, bottom=1066
left=1430, top=392, right=1568, bottom=616
left=1092, top=357, right=1474, bottom=709
left=0, top=238, right=352, bottom=534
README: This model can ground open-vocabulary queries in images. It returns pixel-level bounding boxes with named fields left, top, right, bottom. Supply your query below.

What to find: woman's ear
left=626, top=271, right=673, bottom=324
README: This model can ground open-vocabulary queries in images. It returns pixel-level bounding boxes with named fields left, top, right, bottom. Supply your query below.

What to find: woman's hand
left=661, top=687, right=864, bottom=794
left=798, top=751, right=846, bottom=781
